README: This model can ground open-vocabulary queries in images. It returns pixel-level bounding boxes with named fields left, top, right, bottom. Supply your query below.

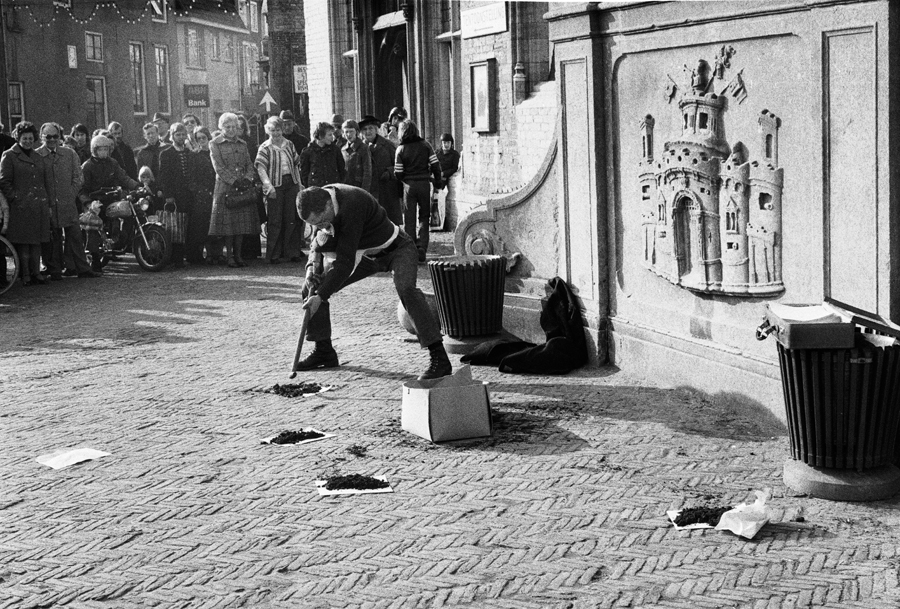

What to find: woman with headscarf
left=0, top=121, right=52, bottom=285
left=208, top=112, right=258, bottom=268
left=255, top=116, right=302, bottom=264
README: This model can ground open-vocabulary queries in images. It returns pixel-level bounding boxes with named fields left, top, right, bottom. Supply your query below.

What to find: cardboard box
left=401, top=365, right=492, bottom=442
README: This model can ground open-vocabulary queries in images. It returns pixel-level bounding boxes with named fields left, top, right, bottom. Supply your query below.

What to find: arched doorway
left=374, top=27, right=408, bottom=121
left=673, top=195, right=697, bottom=279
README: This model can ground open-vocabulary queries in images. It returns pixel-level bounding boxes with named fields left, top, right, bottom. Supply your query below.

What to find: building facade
left=1, top=0, right=263, bottom=144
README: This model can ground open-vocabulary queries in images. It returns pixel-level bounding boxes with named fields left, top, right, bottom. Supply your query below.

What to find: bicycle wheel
left=0, top=235, right=20, bottom=296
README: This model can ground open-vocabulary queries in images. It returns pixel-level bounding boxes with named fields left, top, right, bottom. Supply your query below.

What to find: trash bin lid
left=764, top=303, right=855, bottom=349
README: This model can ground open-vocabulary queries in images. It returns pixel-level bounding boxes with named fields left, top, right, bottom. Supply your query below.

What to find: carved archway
left=672, top=192, right=699, bottom=280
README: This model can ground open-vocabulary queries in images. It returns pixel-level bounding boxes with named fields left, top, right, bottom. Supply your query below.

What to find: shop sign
left=184, top=84, right=210, bottom=108
left=461, top=2, right=507, bottom=39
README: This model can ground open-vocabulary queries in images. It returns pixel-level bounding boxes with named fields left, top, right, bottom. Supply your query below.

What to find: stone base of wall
left=609, top=316, right=786, bottom=423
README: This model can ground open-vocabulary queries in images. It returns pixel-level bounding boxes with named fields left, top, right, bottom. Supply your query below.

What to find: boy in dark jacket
left=393, top=120, right=442, bottom=262
left=299, top=122, right=346, bottom=188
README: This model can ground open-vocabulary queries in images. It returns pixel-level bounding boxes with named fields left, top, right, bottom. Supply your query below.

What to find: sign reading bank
left=184, top=84, right=210, bottom=108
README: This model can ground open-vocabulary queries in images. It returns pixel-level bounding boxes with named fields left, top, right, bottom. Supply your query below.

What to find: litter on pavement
left=316, top=474, right=393, bottom=496
left=36, top=448, right=111, bottom=469
left=261, top=428, right=336, bottom=445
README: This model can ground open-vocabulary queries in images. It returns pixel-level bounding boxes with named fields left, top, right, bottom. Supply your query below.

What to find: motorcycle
left=80, top=187, right=171, bottom=272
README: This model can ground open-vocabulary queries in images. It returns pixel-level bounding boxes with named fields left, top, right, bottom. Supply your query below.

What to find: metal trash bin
left=760, top=298, right=900, bottom=470
left=428, top=255, right=506, bottom=338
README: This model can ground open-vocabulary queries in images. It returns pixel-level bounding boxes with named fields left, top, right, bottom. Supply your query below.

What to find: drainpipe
left=0, top=0, right=8, bottom=126
left=512, top=2, right=527, bottom=105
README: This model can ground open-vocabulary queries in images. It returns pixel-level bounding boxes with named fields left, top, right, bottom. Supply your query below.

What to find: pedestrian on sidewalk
left=158, top=122, right=194, bottom=268
left=299, top=122, right=346, bottom=188
left=255, top=116, right=302, bottom=264
left=360, top=114, right=402, bottom=225
left=0, top=121, right=52, bottom=286
left=208, top=112, right=258, bottom=268
left=35, top=122, right=95, bottom=279
left=340, top=120, right=373, bottom=195
left=294, top=184, right=452, bottom=380
left=393, top=120, right=442, bottom=263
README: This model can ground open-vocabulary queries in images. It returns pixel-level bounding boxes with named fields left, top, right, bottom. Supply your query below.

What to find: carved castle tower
left=639, top=55, right=784, bottom=296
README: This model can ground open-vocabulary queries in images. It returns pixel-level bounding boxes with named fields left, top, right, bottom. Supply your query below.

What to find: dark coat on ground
left=299, top=141, right=346, bottom=188
left=0, top=144, right=51, bottom=244
left=461, top=277, right=588, bottom=375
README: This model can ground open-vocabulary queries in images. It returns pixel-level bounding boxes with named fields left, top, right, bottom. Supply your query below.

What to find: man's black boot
left=295, top=341, right=339, bottom=371
left=418, top=342, right=452, bottom=380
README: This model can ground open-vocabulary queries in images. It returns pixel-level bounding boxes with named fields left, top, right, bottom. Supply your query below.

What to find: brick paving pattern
left=2, top=238, right=900, bottom=608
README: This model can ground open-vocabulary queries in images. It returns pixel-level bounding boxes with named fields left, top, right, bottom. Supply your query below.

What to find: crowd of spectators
left=0, top=106, right=459, bottom=290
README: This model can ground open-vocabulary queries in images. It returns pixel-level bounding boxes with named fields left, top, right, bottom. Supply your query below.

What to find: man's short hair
left=181, top=113, right=200, bottom=123
left=170, top=122, right=187, bottom=135
left=40, top=122, right=62, bottom=137
left=142, top=122, right=158, bottom=133
left=297, top=187, right=330, bottom=220
left=313, top=121, right=334, bottom=140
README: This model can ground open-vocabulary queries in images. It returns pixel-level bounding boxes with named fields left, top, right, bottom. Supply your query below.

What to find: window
left=85, top=32, right=103, bottom=62
left=250, top=1, right=259, bottom=32
left=641, top=185, right=650, bottom=201
left=699, top=112, right=708, bottom=130
left=222, top=34, right=234, bottom=63
left=210, top=33, right=220, bottom=61
left=765, top=134, right=773, bottom=159
left=187, top=28, right=204, bottom=68
left=238, top=0, right=249, bottom=27
left=758, top=192, right=773, bottom=210
left=8, top=82, right=24, bottom=125
left=243, top=43, right=259, bottom=89
left=155, top=45, right=171, bottom=114
left=53, top=0, right=71, bottom=7
left=85, top=77, right=107, bottom=131
left=130, top=42, right=147, bottom=115
left=151, top=0, right=167, bottom=23
left=725, top=210, right=737, bottom=232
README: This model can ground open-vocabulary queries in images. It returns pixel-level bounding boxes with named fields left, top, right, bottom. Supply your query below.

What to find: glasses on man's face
left=43, top=134, right=60, bottom=140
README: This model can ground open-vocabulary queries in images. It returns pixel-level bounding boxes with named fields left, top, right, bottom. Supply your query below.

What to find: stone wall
left=303, top=0, right=333, bottom=130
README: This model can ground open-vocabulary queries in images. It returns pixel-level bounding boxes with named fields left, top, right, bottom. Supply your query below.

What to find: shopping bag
left=159, top=202, right=187, bottom=244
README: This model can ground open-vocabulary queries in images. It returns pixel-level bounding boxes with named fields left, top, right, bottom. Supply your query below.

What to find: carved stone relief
left=640, top=49, right=784, bottom=296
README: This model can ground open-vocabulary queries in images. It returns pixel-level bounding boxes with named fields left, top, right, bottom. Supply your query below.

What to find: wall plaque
left=639, top=49, right=784, bottom=296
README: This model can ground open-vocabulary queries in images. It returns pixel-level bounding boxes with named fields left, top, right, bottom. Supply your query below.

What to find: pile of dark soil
left=324, top=474, right=389, bottom=491
left=270, top=430, right=325, bottom=444
left=674, top=505, right=732, bottom=527
left=264, top=382, right=322, bottom=397
left=347, top=445, right=368, bottom=457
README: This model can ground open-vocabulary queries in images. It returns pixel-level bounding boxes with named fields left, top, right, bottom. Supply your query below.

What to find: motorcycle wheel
left=134, top=225, right=171, bottom=272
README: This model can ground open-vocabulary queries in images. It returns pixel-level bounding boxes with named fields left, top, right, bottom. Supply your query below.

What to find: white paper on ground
left=260, top=428, right=336, bottom=445
left=666, top=509, right=716, bottom=531
left=36, top=448, right=111, bottom=469
left=315, top=475, right=394, bottom=496
left=715, top=489, right=771, bottom=539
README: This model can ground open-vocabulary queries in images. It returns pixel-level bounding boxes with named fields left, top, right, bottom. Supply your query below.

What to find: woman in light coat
left=208, top=113, right=258, bottom=268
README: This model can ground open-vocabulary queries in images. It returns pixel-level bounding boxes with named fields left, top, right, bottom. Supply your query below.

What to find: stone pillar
left=268, top=0, right=308, bottom=136
left=546, top=4, right=608, bottom=364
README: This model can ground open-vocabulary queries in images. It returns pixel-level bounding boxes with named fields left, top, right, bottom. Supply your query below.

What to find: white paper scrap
left=36, top=448, right=111, bottom=470
left=316, top=475, right=394, bottom=496
left=261, top=428, right=336, bottom=445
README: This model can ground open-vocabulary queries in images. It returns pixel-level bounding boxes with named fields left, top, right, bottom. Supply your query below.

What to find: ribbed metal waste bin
left=761, top=299, right=900, bottom=471
left=428, top=255, right=506, bottom=337
left=777, top=338, right=900, bottom=469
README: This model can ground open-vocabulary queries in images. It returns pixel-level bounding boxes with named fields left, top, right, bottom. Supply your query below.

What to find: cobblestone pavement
left=2, top=235, right=900, bottom=609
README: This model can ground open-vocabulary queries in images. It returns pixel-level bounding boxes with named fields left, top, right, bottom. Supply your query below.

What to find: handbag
left=79, top=210, right=103, bottom=230
left=225, top=182, right=260, bottom=209
left=159, top=202, right=187, bottom=244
